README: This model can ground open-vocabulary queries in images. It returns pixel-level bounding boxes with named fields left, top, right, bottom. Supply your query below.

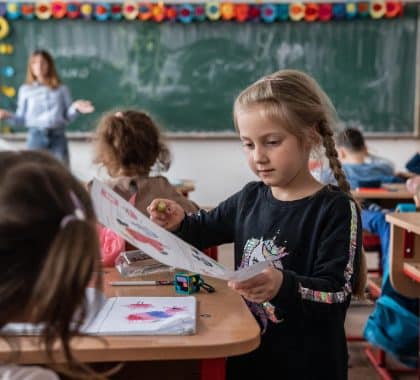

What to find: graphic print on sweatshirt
left=240, top=232, right=290, bottom=270
left=240, top=232, right=290, bottom=331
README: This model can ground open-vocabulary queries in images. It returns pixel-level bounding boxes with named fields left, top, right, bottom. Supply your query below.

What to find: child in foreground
left=0, top=151, right=103, bottom=379
left=149, top=70, right=366, bottom=379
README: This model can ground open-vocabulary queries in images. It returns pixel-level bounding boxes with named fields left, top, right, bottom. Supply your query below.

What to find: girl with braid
left=148, top=70, right=366, bottom=380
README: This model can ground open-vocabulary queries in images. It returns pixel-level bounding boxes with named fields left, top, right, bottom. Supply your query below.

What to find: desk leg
left=200, top=358, right=226, bottom=380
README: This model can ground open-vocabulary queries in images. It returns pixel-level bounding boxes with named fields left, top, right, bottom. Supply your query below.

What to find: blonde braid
left=318, top=120, right=367, bottom=298
left=317, top=120, right=351, bottom=195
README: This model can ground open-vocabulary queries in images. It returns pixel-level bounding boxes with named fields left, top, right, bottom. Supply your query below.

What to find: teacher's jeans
left=27, top=127, right=69, bottom=166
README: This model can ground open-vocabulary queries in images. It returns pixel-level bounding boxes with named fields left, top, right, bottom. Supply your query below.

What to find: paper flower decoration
left=385, top=1, right=401, bottom=18
left=357, top=2, right=370, bottom=17
left=0, top=4, right=5, bottom=17
left=110, top=4, right=122, bottom=20
left=220, top=3, right=235, bottom=21
left=277, top=4, right=289, bottom=21
left=21, top=4, right=35, bottom=20
left=345, top=3, right=357, bottom=19
left=178, top=4, right=193, bottom=23
left=35, top=2, right=52, bottom=19
left=0, top=17, right=9, bottom=40
left=319, top=3, right=332, bottom=21
left=6, top=3, right=21, bottom=20
left=138, top=3, right=152, bottom=21
left=151, top=3, right=165, bottom=22
left=261, top=4, right=276, bottom=23
left=370, top=0, right=386, bottom=19
left=94, top=3, right=110, bottom=21
left=289, top=3, right=305, bottom=21
left=0, top=65, right=15, bottom=77
left=332, top=3, right=346, bottom=20
left=52, top=2, right=67, bottom=19
left=234, top=4, right=249, bottom=22
left=206, top=1, right=220, bottom=21
left=66, top=2, right=80, bottom=19
left=165, top=5, right=177, bottom=21
left=194, top=5, right=206, bottom=21
left=80, top=3, right=93, bottom=19
left=1, top=85, right=16, bottom=98
left=304, top=3, right=319, bottom=22
left=248, top=5, right=261, bottom=20
left=123, top=1, right=138, bottom=20
left=0, top=43, right=13, bottom=54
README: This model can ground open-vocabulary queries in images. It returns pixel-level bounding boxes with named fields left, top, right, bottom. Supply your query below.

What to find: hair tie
left=60, top=190, right=86, bottom=229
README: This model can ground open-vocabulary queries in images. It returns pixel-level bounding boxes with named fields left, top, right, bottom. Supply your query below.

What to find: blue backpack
left=364, top=274, right=419, bottom=368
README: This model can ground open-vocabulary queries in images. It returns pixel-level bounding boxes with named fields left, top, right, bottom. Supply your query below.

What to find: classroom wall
left=4, top=138, right=420, bottom=207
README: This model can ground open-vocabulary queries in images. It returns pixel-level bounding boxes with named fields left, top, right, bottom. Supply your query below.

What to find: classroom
left=0, top=1, right=419, bottom=379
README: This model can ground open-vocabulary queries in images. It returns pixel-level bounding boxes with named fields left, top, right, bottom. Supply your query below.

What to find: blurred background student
left=0, top=50, right=94, bottom=166
left=92, top=109, right=198, bottom=267
left=317, top=127, right=403, bottom=188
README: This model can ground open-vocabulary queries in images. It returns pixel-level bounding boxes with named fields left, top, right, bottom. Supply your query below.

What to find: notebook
left=3, top=290, right=196, bottom=336
left=86, top=296, right=196, bottom=335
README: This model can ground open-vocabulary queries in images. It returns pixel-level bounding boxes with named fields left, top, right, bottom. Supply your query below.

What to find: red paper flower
left=319, top=3, right=332, bottom=21
left=52, top=2, right=66, bottom=19
left=385, top=1, right=402, bottom=18
left=234, top=4, right=249, bottom=22
left=304, top=3, right=319, bottom=22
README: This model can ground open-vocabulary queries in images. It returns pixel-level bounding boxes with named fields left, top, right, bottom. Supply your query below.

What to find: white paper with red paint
left=85, top=296, right=196, bottom=335
left=91, top=179, right=271, bottom=281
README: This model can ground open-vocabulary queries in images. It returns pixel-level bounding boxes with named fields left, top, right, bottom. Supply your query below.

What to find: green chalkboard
left=1, top=6, right=418, bottom=135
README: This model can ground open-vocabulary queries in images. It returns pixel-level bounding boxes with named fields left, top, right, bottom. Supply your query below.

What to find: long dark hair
left=0, top=151, right=105, bottom=378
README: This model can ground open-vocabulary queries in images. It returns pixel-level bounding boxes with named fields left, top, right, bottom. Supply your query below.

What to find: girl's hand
left=72, top=100, right=95, bottom=114
left=228, top=266, right=284, bottom=303
left=0, top=109, right=11, bottom=119
left=147, top=199, right=185, bottom=231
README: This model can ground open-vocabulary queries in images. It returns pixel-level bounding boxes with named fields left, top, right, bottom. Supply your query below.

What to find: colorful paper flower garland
left=0, top=1, right=404, bottom=22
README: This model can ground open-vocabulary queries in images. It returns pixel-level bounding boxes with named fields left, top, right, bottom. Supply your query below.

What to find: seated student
left=405, top=152, right=420, bottom=175
left=363, top=177, right=419, bottom=369
left=333, top=127, right=402, bottom=188
left=0, top=151, right=103, bottom=379
left=92, top=109, right=198, bottom=266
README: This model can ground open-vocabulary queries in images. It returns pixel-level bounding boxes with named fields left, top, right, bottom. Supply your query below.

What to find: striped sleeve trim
left=298, top=200, right=358, bottom=304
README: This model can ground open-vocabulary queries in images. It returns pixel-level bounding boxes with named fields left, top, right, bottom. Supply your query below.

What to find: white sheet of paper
left=2, top=291, right=196, bottom=336
left=91, top=179, right=269, bottom=281
left=85, top=296, right=196, bottom=335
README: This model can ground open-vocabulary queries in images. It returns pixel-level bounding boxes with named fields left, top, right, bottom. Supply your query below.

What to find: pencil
left=109, top=280, right=173, bottom=286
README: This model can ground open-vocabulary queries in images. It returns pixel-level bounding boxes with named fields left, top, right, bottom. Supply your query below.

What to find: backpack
left=97, top=193, right=136, bottom=267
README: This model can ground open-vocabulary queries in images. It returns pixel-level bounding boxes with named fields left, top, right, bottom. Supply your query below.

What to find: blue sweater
left=7, top=82, right=78, bottom=130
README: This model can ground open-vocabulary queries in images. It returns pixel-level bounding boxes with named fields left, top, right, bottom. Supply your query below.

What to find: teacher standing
left=0, top=49, right=94, bottom=165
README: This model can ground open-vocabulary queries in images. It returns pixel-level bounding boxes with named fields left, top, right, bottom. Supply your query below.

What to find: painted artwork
left=86, top=296, right=196, bottom=335
left=91, top=179, right=272, bottom=281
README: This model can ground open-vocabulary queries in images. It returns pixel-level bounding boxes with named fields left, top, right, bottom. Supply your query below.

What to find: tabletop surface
left=0, top=269, right=260, bottom=364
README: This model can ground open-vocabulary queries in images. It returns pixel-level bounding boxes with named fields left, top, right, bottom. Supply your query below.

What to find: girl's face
left=30, top=55, right=49, bottom=81
left=237, top=106, right=312, bottom=195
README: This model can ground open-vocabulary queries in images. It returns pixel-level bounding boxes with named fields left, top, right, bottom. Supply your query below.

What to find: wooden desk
left=385, top=213, right=420, bottom=298
left=352, top=184, right=412, bottom=205
left=0, top=270, right=260, bottom=380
